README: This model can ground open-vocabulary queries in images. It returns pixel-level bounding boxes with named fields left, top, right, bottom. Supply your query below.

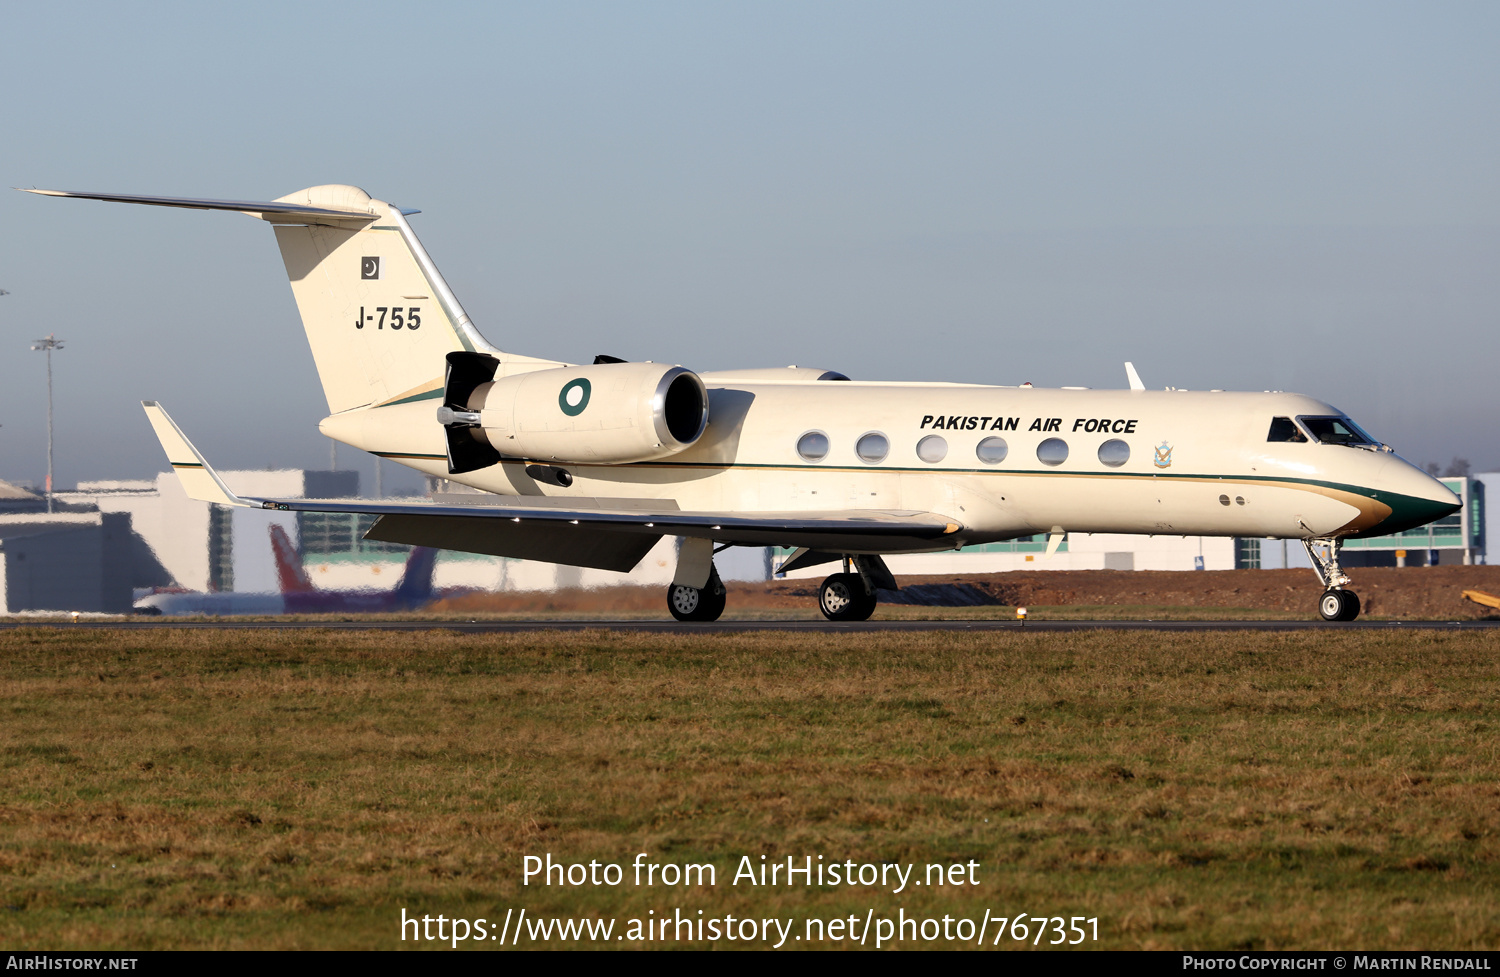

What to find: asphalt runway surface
left=1, top=619, right=1496, bottom=633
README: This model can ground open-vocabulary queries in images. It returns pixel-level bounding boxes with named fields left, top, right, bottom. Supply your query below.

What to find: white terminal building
left=0, top=468, right=1482, bottom=613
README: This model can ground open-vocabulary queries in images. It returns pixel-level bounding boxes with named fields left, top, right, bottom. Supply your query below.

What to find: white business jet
left=25, top=186, right=1460, bottom=622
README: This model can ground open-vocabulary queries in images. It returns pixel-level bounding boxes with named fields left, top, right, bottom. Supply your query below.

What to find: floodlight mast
left=29, top=333, right=64, bottom=513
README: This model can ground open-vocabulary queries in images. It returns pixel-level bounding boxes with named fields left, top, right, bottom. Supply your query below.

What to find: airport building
left=0, top=480, right=145, bottom=613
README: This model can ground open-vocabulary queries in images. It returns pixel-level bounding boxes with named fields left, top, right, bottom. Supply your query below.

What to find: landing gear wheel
left=818, top=572, right=877, bottom=622
left=1340, top=591, right=1361, bottom=621
left=1318, top=589, right=1360, bottom=622
left=667, top=573, right=726, bottom=622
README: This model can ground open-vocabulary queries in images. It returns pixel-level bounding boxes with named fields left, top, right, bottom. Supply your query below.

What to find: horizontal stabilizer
left=19, top=188, right=378, bottom=227
left=141, top=402, right=252, bottom=508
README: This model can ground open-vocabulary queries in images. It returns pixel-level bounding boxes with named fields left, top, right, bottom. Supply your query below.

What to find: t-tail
left=21, top=185, right=559, bottom=416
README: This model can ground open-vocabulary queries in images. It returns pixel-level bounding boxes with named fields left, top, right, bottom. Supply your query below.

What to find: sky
left=2, top=1, right=1497, bottom=495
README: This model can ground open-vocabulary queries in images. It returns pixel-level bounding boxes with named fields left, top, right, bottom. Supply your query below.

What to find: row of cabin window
left=796, top=432, right=1132, bottom=468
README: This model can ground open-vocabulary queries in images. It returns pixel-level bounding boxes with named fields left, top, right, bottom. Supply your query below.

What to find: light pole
left=30, top=334, right=64, bottom=513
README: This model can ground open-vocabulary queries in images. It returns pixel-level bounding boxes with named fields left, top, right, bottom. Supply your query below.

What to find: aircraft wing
left=142, top=402, right=963, bottom=571
left=263, top=496, right=960, bottom=544
left=274, top=498, right=959, bottom=571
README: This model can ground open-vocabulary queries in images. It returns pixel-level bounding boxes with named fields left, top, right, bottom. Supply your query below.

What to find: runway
left=1, top=618, right=1496, bottom=633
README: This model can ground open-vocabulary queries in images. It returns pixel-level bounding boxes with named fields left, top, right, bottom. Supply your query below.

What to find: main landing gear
left=667, top=566, right=726, bottom=622
left=815, top=555, right=895, bottom=622
left=665, top=550, right=895, bottom=624
left=1305, top=538, right=1361, bottom=622
left=818, top=572, right=877, bottom=622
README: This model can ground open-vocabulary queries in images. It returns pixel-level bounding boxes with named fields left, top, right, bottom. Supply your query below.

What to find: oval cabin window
left=976, top=437, right=1008, bottom=464
left=856, top=432, right=889, bottom=464
left=916, top=435, right=948, bottom=464
left=1097, top=439, right=1130, bottom=467
left=797, top=431, right=830, bottom=463
left=1037, top=438, right=1069, bottom=466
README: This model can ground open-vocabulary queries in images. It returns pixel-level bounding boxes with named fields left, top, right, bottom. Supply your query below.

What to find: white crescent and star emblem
left=361, top=256, right=381, bottom=280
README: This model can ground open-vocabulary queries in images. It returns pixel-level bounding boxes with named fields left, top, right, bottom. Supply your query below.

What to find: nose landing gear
left=1306, top=538, right=1361, bottom=621
left=1318, top=588, right=1361, bottom=622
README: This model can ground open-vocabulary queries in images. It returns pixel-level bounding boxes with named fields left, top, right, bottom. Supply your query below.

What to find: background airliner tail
left=269, top=525, right=315, bottom=593
left=391, top=547, right=439, bottom=610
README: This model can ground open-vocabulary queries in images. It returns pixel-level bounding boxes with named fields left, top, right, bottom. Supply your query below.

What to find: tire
left=1318, top=589, right=1357, bottom=622
left=1338, top=591, right=1361, bottom=622
left=666, top=572, right=726, bottom=622
left=818, top=573, right=877, bottom=622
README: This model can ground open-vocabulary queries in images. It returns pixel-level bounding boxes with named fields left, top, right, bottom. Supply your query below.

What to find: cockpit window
left=1298, top=416, right=1374, bottom=446
left=1344, top=417, right=1379, bottom=445
left=1267, top=416, right=1306, bottom=443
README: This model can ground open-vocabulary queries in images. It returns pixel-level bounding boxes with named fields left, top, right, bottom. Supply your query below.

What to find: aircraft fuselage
left=327, top=379, right=1457, bottom=552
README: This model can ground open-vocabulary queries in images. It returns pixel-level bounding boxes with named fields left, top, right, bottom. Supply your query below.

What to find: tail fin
left=24, top=186, right=558, bottom=415
left=270, top=524, right=315, bottom=593
left=268, top=186, right=492, bottom=412
left=392, top=547, right=438, bottom=609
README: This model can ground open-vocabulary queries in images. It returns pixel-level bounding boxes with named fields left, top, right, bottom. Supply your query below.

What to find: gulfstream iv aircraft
left=26, top=185, right=1461, bottom=622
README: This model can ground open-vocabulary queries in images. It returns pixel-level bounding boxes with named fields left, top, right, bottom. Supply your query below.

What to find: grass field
left=1, top=626, right=1496, bottom=950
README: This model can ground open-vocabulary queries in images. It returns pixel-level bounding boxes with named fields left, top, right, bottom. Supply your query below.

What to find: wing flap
left=365, top=514, right=661, bottom=573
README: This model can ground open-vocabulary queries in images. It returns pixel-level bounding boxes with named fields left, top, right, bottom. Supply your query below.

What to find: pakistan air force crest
left=1154, top=442, right=1173, bottom=468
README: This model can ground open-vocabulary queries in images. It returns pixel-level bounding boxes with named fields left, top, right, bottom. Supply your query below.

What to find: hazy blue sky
left=2, top=1, right=1497, bottom=493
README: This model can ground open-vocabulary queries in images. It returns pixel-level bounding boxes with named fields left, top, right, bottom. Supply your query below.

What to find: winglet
left=141, top=401, right=253, bottom=507
left=1125, top=362, right=1145, bottom=391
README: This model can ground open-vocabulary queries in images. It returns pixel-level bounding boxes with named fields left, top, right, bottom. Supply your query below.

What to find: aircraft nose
left=1367, top=457, right=1462, bottom=536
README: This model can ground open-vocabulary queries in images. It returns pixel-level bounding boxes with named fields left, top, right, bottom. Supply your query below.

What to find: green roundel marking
left=559, top=378, right=591, bottom=416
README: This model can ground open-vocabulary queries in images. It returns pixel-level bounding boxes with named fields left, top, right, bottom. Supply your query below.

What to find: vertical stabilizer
left=269, top=186, right=483, bottom=413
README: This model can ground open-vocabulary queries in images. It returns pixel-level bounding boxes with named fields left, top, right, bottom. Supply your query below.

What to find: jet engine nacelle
left=446, top=360, right=709, bottom=467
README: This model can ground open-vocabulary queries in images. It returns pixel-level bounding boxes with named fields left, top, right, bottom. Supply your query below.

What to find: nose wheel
left=1305, top=539, right=1361, bottom=621
left=1318, top=589, right=1361, bottom=622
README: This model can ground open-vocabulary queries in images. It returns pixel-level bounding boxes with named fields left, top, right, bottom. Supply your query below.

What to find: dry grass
left=0, top=626, right=1496, bottom=949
